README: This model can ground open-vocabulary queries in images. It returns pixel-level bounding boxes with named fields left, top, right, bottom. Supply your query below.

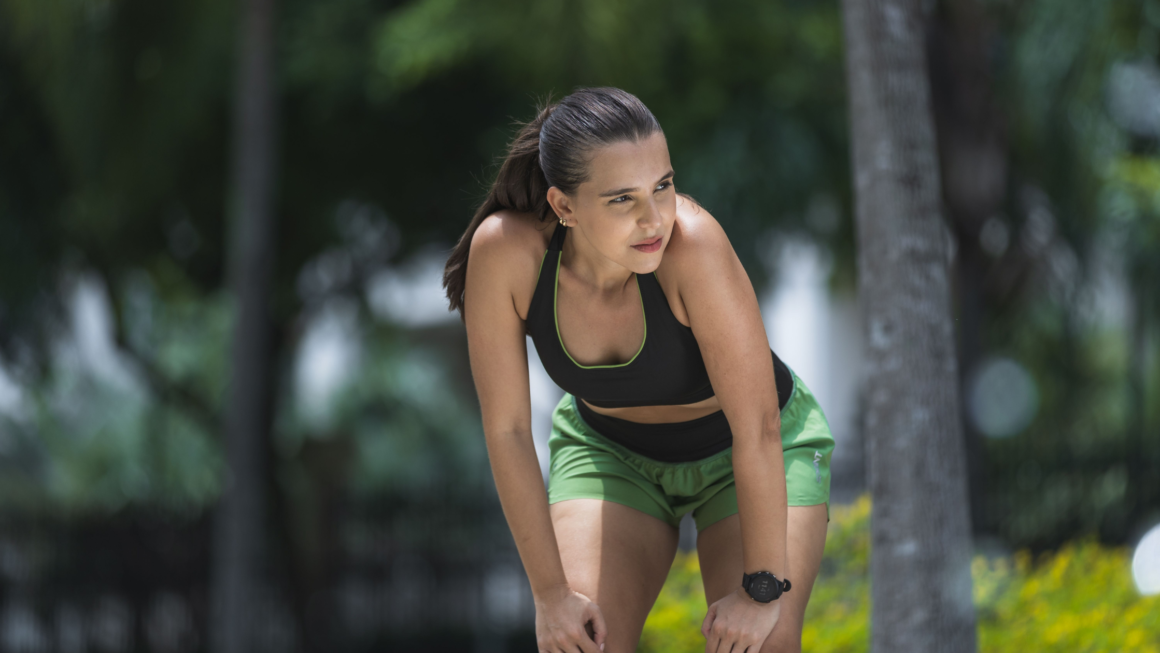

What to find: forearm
left=483, top=430, right=569, bottom=597
left=731, top=433, right=788, bottom=580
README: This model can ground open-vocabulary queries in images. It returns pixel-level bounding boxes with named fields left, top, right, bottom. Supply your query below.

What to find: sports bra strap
left=549, top=222, right=567, bottom=251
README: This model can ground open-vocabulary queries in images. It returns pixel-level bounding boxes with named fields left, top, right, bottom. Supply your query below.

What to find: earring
left=558, top=216, right=567, bottom=226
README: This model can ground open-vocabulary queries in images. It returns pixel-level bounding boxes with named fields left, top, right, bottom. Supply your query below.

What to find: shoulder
left=660, top=195, right=737, bottom=278
left=469, top=209, right=554, bottom=279
left=470, top=209, right=553, bottom=259
left=466, top=209, right=554, bottom=320
left=650, top=195, right=747, bottom=327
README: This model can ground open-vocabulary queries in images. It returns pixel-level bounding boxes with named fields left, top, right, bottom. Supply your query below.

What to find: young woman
left=443, top=87, right=835, bottom=653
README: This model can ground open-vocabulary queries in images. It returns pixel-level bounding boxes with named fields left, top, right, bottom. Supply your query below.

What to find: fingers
left=538, top=633, right=595, bottom=653
left=706, top=624, right=764, bottom=653
left=536, top=591, right=609, bottom=653
left=702, top=601, right=725, bottom=653
left=575, top=613, right=602, bottom=653
left=705, top=614, right=750, bottom=653
left=539, top=625, right=601, bottom=653
left=586, top=602, right=607, bottom=651
left=576, top=634, right=602, bottom=653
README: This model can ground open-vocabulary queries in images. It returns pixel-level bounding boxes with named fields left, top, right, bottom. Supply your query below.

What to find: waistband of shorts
left=573, top=395, right=735, bottom=463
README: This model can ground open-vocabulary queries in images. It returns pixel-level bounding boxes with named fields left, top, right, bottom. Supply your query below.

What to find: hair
left=442, top=85, right=702, bottom=321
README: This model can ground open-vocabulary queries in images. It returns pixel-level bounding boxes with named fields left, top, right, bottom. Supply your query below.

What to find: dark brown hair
left=442, top=86, right=700, bottom=320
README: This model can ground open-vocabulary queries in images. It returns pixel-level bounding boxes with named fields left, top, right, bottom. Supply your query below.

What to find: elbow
left=733, top=409, right=783, bottom=451
left=755, top=409, right=783, bottom=449
left=483, top=427, right=535, bottom=449
left=762, top=408, right=783, bottom=441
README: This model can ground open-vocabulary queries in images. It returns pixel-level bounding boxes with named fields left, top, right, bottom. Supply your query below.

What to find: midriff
left=580, top=393, right=722, bottom=424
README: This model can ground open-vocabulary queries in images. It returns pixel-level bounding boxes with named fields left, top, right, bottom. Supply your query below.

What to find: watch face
left=747, top=573, right=778, bottom=602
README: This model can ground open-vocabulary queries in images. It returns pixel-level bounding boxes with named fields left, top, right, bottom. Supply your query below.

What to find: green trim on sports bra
left=552, top=253, right=647, bottom=369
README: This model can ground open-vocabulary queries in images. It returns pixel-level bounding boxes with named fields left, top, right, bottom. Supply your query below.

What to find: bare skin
left=696, top=504, right=829, bottom=653
left=463, top=131, right=825, bottom=653
left=549, top=500, right=828, bottom=653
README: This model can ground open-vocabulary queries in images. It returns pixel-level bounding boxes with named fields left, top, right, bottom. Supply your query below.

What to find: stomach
left=580, top=394, right=723, bottom=424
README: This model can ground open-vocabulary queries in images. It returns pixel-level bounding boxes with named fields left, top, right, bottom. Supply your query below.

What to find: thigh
left=695, top=503, right=828, bottom=653
left=549, top=498, right=680, bottom=653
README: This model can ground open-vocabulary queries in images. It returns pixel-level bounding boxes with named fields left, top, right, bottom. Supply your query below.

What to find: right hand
left=533, top=584, right=607, bottom=653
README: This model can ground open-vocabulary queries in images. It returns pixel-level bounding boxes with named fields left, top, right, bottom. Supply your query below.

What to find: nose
left=638, top=198, right=663, bottom=231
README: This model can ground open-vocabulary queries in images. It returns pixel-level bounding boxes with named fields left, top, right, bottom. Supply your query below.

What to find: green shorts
left=546, top=368, right=834, bottom=532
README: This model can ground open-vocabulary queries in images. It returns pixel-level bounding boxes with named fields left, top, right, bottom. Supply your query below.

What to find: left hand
left=701, top=586, right=781, bottom=653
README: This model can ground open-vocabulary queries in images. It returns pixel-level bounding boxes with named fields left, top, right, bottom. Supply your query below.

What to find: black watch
left=741, top=571, right=791, bottom=603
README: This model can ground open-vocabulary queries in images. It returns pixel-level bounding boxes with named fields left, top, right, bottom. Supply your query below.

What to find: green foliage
left=0, top=278, right=491, bottom=522
left=638, top=494, right=1160, bottom=653
left=0, top=281, right=233, bottom=516
left=963, top=0, right=1160, bottom=550
left=341, top=0, right=855, bottom=288
left=0, top=0, right=1157, bottom=568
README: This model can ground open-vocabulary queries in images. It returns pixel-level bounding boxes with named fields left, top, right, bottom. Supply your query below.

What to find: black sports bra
left=525, top=222, right=791, bottom=409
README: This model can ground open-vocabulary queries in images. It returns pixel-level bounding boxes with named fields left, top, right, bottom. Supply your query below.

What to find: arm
left=463, top=217, right=570, bottom=598
left=669, top=213, right=787, bottom=582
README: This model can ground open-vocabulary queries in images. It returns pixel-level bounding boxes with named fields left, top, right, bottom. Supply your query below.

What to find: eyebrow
left=598, top=170, right=675, bottom=197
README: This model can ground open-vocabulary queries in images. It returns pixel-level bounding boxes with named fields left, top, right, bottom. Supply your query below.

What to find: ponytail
left=442, top=97, right=557, bottom=320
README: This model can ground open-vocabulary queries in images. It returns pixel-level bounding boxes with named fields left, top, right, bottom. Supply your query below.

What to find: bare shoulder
left=467, top=209, right=555, bottom=321
left=470, top=209, right=552, bottom=257
left=661, top=195, right=736, bottom=279
left=651, top=195, right=742, bottom=328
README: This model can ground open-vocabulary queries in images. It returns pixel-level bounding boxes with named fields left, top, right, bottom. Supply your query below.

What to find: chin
left=635, top=252, right=664, bottom=274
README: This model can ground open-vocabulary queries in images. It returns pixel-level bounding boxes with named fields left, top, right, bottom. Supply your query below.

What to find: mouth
left=631, top=235, right=663, bottom=252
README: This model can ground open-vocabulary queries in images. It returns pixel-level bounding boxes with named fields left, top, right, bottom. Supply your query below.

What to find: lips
left=631, top=235, right=663, bottom=252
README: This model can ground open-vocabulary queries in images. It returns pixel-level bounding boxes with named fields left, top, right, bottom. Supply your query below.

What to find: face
left=546, top=131, right=676, bottom=274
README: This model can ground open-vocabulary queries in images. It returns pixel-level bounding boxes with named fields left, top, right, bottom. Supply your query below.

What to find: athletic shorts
left=546, top=367, right=835, bottom=532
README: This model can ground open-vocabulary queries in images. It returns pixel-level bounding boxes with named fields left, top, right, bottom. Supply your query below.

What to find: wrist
left=733, top=586, right=777, bottom=605
left=532, top=582, right=572, bottom=604
left=741, top=570, right=791, bottom=603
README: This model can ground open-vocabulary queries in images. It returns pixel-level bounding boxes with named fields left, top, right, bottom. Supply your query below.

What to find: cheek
left=596, top=214, right=632, bottom=243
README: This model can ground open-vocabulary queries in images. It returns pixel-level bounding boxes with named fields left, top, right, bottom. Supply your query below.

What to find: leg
left=695, top=503, right=829, bottom=653
left=549, top=498, right=680, bottom=653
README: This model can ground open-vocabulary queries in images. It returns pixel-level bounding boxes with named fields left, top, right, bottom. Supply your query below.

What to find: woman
left=443, top=87, right=835, bottom=653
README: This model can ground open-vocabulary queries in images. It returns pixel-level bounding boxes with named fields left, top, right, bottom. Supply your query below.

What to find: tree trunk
left=208, top=0, right=279, bottom=651
left=839, top=0, right=978, bottom=651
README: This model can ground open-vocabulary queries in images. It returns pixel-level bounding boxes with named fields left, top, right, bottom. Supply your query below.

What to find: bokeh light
left=1132, top=522, right=1160, bottom=595
left=967, top=357, right=1040, bottom=438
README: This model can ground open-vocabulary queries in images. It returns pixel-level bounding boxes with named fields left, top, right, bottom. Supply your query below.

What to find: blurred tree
left=926, top=0, right=1014, bottom=538
left=841, top=0, right=977, bottom=651
left=208, top=0, right=281, bottom=652
left=949, top=0, right=1160, bottom=547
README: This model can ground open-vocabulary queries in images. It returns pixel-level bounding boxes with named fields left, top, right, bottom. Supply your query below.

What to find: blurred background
left=0, top=0, right=1158, bottom=651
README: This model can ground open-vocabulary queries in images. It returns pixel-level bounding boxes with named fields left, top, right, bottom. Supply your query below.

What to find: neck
left=561, top=226, right=636, bottom=295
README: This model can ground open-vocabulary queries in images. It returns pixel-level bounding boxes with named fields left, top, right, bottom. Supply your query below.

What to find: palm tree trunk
left=839, top=0, right=979, bottom=650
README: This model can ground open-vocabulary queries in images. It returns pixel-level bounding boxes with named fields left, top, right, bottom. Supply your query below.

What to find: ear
left=546, top=186, right=576, bottom=224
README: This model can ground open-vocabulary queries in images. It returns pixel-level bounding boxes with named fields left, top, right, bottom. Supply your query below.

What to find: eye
left=610, top=182, right=672, bottom=205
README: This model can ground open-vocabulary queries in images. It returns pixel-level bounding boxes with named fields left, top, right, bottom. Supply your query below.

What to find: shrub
left=639, top=493, right=1160, bottom=652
